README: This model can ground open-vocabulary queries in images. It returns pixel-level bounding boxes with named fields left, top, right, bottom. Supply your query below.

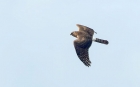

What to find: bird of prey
left=70, top=24, right=109, bottom=67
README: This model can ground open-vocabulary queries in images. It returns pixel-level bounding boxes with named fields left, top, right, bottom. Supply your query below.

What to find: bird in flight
left=70, top=24, right=109, bottom=67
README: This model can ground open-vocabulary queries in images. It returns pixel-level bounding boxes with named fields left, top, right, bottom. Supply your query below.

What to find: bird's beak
left=70, top=32, right=73, bottom=35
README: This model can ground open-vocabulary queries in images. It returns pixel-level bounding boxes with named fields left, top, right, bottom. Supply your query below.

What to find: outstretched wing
left=76, top=24, right=96, bottom=37
left=74, top=39, right=92, bottom=67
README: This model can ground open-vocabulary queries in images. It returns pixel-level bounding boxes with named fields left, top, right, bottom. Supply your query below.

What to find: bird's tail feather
left=93, top=38, right=109, bottom=45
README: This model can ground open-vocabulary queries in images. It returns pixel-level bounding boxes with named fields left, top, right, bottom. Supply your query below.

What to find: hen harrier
left=70, top=24, right=109, bottom=67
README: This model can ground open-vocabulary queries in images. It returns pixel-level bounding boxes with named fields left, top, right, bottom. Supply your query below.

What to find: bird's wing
left=74, top=39, right=92, bottom=67
left=76, top=24, right=96, bottom=37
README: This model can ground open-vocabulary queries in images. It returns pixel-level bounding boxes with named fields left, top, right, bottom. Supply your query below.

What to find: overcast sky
left=0, top=0, right=140, bottom=87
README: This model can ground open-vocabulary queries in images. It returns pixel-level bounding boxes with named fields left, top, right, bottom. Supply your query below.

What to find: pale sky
left=0, top=0, right=140, bottom=87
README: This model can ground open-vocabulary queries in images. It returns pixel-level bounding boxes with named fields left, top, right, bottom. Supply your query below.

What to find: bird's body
left=71, top=24, right=109, bottom=67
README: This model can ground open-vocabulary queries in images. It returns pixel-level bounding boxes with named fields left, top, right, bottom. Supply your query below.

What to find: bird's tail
left=93, top=38, right=109, bottom=45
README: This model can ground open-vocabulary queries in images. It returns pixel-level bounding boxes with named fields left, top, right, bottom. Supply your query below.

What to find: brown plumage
left=71, top=24, right=109, bottom=67
left=70, top=24, right=95, bottom=67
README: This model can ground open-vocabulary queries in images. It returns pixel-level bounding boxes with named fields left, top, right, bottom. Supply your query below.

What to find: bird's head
left=70, top=31, right=78, bottom=38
